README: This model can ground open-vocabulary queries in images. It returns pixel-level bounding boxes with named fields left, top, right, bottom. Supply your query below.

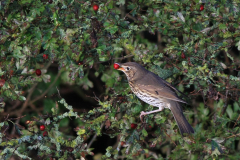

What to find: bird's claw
left=140, top=111, right=146, bottom=122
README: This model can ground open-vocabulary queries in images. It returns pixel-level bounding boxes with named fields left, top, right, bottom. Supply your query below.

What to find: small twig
left=233, top=114, right=240, bottom=128
left=163, top=129, right=177, bottom=146
left=125, top=14, right=137, bottom=21
left=220, top=90, right=229, bottom=116
left=29, top=70, right=61, bottom=104
left=87, top=122, right=104, bottom=149
left=124, top=6, right=138, bottom=20
left=3, top=125, right=9, bottom=134
left=56, top=86, right=62, bottom=99
left=171, top=63, right=181, bottom=71
left=11, top=100, right=21, bottom=110
left=8, top=115, right=26, bottom=120
left=225, top=133, right=240, bottom=139
left=197, top=81, right=206, bottom=105
left=19, top=83, right=38, bottom=114
left=105, top=0, right=112, bottom=7
left=10, top=83, right=38, bottom=135
left=29, top=103, right=41, bottom=115
left=92, top=92, right=100, bottom=102
left=4, top=114, right=9, bottom=121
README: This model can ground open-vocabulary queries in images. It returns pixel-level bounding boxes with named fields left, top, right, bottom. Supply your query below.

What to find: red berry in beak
left=113, top=63, right=120, bottom=69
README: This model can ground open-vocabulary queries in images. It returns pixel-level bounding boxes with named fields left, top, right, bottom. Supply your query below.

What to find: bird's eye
left=126, top=67, right=130, bottom=71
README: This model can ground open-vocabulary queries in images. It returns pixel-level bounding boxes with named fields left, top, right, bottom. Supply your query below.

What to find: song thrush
left=115, top=62, right=194, bottom=135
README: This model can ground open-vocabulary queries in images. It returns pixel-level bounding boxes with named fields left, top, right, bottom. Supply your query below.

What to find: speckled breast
left=129, top=82, right=165, bottom=108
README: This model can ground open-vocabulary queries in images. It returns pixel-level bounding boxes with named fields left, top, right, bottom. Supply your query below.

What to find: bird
left=115, top=62, right=194, bottom=135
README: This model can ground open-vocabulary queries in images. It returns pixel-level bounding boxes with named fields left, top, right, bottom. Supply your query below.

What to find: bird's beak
left=118, top=67, right=126, bottom=71
left=116, top=63, right=126, bottom=71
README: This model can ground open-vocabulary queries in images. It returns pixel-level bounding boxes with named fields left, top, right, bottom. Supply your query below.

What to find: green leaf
left=45, top=118, right=51, bottom=125
left=219, top=23, right=227, bottom=30
left=226, top=51, right=234, bottom=61
left=226, top=105, right=233, bottom=119
left=142, top=128, right=148, bottom=137
left=18, top=96, right=26, bottom=101
left=107, top=26, right=118, bottom=34
left=43, top=31, right=53, bottom=42
left=77, top=129, right=86, bottom=135
left=15, top=125, right=22, bottom=136
left=116, top=0, right=125, bottom=5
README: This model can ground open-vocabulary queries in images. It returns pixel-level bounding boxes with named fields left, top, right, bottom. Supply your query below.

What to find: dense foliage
left=1, top=0, right=240, bottom=159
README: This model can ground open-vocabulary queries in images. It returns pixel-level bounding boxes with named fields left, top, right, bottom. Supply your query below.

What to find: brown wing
left=136, top=72, right=187, bottom=104
left=161, top=78, right=189, bottom=99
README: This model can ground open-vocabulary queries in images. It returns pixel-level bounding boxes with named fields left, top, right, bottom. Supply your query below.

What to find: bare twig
left=125, top=14, right=137, bottom=21
left=11, top=100, right=21, bottom=110
left=163, top=129, right=177, bottom=146
left=8, top=115, right=26, bottom=120
left=56, top=86, right=62, bottom=99
left=10, top=83, right=38, bottom=134
left=197, top=81, right=206, bottom=105
left=92, top=92, right=100, bottom=102
left=171, top=63, right=181, bottom=71
left=124, top=6, right=138, bottom=20
left=29, top=70, right=61, bottom=104
left=226, top=133, right=240, bottom=139
left=233, top=114, right=240, bottom=128
left=87, top=122, right=104, bottom=149
left=105, top=0, right=112, bottom=7
left=4, top=114, right=9, bottom=121
left=220, top=90, right=229, bottom=116
left=29, top=103, right=41, bottom=115
left=20, top=83, right=38, bottom=113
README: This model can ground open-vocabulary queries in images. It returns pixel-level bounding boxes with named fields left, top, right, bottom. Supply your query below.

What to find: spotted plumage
left=116, top=62, right=194, bottom=135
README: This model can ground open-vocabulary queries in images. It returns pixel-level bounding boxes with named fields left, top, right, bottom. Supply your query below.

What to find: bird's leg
left=140, top=104, right=165, bottom=122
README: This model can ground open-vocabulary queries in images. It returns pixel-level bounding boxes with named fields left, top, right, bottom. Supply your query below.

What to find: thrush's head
left=115, top=62, right=148, bottom=81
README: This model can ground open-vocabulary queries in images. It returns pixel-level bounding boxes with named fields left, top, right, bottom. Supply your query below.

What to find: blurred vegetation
left=1, top=0, right=240, bottom=159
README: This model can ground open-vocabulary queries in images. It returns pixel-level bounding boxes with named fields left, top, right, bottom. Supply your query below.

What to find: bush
left=1, top=0, right=240, bottom=159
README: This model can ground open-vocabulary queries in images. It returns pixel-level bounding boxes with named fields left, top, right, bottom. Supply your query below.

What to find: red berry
left=10, top=70, right=14, bottom=76
left=181, top=52, right=186, bottom=59
left=68, top=147, right=74, bottom=152
left=200, top=5, right=204, bottom=11
left=25, top=120, right=30, bottom=125
left=43, top=54, right=48, bottom=60
left=131, top=123, right=137, bottom=129
left=78, top=61, right=83, bottom=65
left=43, top=131, right=48, bottom=136
left=40, top=125, right=45, bottom=131
left=113, top=63, right=120, bottom=69
left=121, top=141, right=125, bottom=146
left=36, top=69, right=41, bottom=76
left=0, top=79, right=5, bottom=87
left=93, top=4, right=99, bottom=11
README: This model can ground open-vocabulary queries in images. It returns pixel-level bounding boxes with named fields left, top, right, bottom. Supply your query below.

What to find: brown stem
left=226, top=133, right=240, bottom=139
left=29, top=70, right=61, bottom=104
left=233, top=114, right=240, bottom=128
left=163, top=129, right=177, bottom=146
left=87, top=122, right=104, bottom=149
left=220, top=90, right=228, bottom=116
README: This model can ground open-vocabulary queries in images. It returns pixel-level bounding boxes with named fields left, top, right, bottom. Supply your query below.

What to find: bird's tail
left=169, top=101, right=194, bottom=135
